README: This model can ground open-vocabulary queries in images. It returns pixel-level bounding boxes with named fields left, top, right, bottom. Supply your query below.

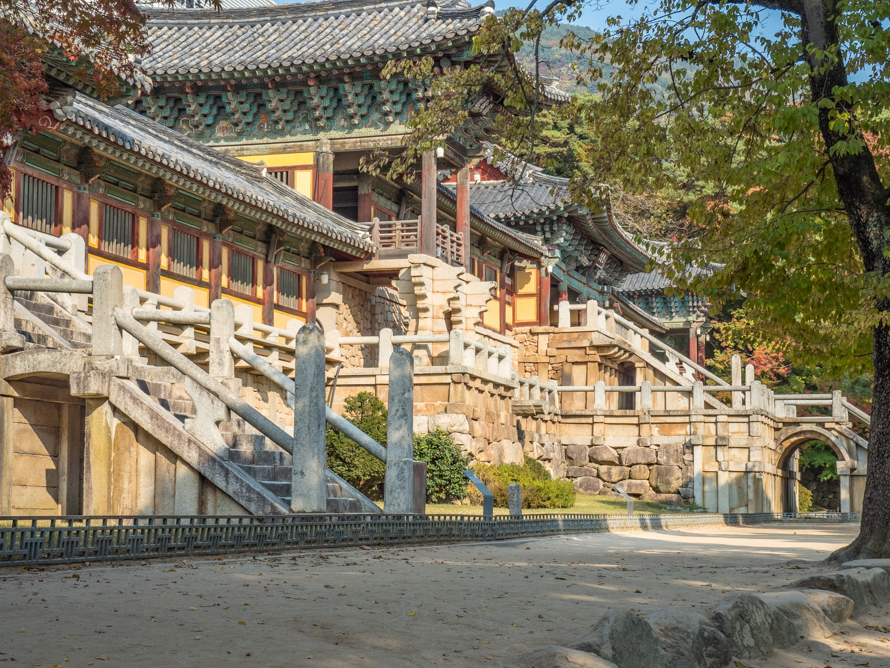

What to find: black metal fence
left=0, top=512, right=856, bottom=567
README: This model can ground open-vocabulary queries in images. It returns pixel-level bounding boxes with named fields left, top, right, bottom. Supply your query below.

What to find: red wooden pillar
left=557, top=281, right=568, bottom=304
left=146, top=213, right=162, bottom=294
left=357, top=174, right=373, bottom=222
left=420, top=150, right=437, bottom=257
left=314, top=139, right=334, bottom=210
left=539, top=273, right=551, bottom=326
left=73, top=185, right=90, bottom=263
left=688, top=323, right=698, bottom=366
left=455, top=164, right=471, bottom=271
left=262, top=260, right=275, bottom=326
left=209, top=235, right=223, bottom=303
left=499, top=270, right=507, bottom=335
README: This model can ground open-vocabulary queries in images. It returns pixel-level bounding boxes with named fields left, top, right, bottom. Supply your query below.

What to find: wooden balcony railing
left=370, top=217, right=464, bottom=266
left=435, top=223, right=464, bottom=267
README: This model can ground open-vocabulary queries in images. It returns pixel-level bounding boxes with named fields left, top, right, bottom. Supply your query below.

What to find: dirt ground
left=0, top=522, right=887, bottom=668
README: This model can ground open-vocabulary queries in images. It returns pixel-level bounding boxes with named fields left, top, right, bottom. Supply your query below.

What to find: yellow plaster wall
left=160, top=277, right=209, bottom=309
left=239, top=153, right=314, bottom=167
left=88, top=255, right=146, bottom=291
left=61, top=190, right=73, bottom=235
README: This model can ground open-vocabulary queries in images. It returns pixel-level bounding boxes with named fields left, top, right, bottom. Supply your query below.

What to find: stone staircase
left=132, top=371, right=365, bottom=513
left=13, top=290, right=91, bottom=351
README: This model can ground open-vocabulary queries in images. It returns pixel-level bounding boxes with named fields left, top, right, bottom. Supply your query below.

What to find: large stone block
left=790, top=570, right=873, bottom=617
left=429, top=412, right=470, bottom=434
left=641, top=492, right=685, bottom=506
left=710, top=592, right=775, bottom=660
left=649, top=465, right=683, bottom=494
left=413, top=415, right=429, bottom=435
left=486, top=440, right=524, bottom=466
left=620, top=447, right=657, bottom=467
left=589, top=445, right=620, bottom=466
left=797, top=589, right=854, bottom=623
left=597, top=466, right=630, bottom=484
left=755, top=591, right=839, bottom=642
left=621, top=479, right=651, bottom=496
left=572, top=610, right=663, bottom=668
left=657, top=443, right=685, bottom=467
left=629, top=464, right=650, bottom=480
left=574, top=477, right=603, bottom=495
left=567, top=466, right=593, bottom=478
left=450, top=432, right=475, bottom=455
left=565, top=444, right=589, bottom=467
left=645, top=608, right=731, bottom=668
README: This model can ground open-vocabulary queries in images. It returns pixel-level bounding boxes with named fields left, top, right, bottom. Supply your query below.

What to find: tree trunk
left=795, top=0, right=890, bottom=560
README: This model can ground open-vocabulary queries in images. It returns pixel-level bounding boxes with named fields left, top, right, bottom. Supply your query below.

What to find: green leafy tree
left=325, top=392, right=387, bottom=497
left=413, top=428, right=471, bottom=503
left=393, top=0, right=890, bottom=558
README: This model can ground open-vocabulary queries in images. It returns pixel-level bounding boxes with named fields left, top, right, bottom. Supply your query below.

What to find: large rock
left=565, top=444, right=590, bottom=467
left=842, top=558, right=890, bottom=576
left=429, top=412, right=470, bottom=434
left=620, top=479, right=651, bottom=496
left=620, top=447, right=657, bottom=467
left=449, top=432, right=475, bottom=455
left=797, top=589, right=854, bottom=623
left=589, top=446, right=620, bottom=466
left=649, top=465, right=683, bottom=494
left=413, top=415, right=430, bottom=435
left=657, top=443, right=685, bottom=467
left=572, top=610, right=664, bottom=668
left=567, top=466, right=593, bottom=478
left=597, top=466, right=630, bottom=484
left=629, top=464, right=650, bottom=480
left=851, top=567, right=890, bottom=607
left=756, top=591, right=839, bottom=643
left=574, top=477, right=603, bottom=495
left=710, top=592, right=775, bottom=660
left=484, top=440, right=525, bottom=466
left=514, top=645, right=618, bottom=668
left=646, top=608, right=731, bottom=668
left=790, top=570, right=873, bottom=617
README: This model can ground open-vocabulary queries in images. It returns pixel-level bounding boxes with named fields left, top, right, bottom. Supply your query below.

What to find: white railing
left=514, top=374, right=559, bottom=412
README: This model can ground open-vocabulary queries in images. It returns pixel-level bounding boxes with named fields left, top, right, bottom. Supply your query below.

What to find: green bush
left=326, top=392, right=387, bottom=498
left=469, top=456, right=575, bottom=509
left=798, top=484, right=813, bottom=513
left=413, top=428, right=471, bottom=503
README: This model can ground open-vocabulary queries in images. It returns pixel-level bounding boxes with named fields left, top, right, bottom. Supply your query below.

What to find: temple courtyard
left=0, top=523, right=887, bottom=667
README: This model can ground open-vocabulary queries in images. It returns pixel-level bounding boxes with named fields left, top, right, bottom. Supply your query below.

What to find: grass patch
left=421, top=494, right=690, bottom=516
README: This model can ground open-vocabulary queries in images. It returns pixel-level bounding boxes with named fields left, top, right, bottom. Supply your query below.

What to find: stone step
left=15, top=328, right=61, bottom=349
left=15, top=298, right=57, bottom=318
left=326, top=497, right=361, bottom=513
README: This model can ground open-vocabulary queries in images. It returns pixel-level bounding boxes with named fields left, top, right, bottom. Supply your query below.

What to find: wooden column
left=499, top=270, right=507, bottom=335
left=146, top=213, right=162, bottom=294
left=262, top=257, right=275, bottom=326
left=357, top=173, right=373, bottom=222
left=73, top=185, right=90, bottom=266
left=455, top=165, right=471, bottom=271
left=209, top=235, right=223, bottom=302
left=306, top=264, right=318, bottom=324
left=314, top=138, right=334, bottom=210
left=558, top=281, right=568, bottom=304
left=420, top=151, right=437, bottom=257
left=688, top=323, right=698, bottom=365
left=539, top=273, right=551, bottom=326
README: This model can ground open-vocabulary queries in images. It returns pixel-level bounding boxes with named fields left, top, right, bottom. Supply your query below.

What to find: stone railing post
left=546, top=380, right=559, bottom=411
left=744, top=363, right=755, bottom=408
left=92, top=264, right=123, bottom=357
left=594, top=380, right=606, bottom=409
left=558, top=300, right=570, bottom=328
left=605, top=311, right=616, bottom=334
left=121, top=287, right=142, bottom=358
left=0, top=254, right=24, bottom=352
left=731, top=354, right=743, bottom=409
left=640, top=380, right=652, bottom=411
left=291, top=323, right=328, bottom=513
left=586, top=299, right=599, bottom=331
left=519, top=377, right=529, bottom=400
left=379, top=327, right=394, bottom=369
left=385, top=346, right=415, bottom=513
left=750, top=380, right=764, bottom=410
left=692, top=381, right=704, bottom=411
left=508, top=483, right=522, bottom=517
left=498, top=345, right=511, bottom=378
left=487, top=345, right=499, bottom=375
left=209, top=299, right=235, bottom=379
left=448, top=328, right=464, bottom=367
left=832, top=390, right=847, bottom=421
left=530, top=377, right=541, bottom=401
left=61, top=233, right=87, bottom=312
left=173, top=286, right=196, bottom=355
left=475, top=340, right=487, bottom=372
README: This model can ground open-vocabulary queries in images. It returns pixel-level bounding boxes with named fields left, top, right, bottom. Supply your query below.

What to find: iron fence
left=0, top=512, right=857, bottom=567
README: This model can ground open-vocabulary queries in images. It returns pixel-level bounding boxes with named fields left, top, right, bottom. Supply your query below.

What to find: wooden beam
left=357, top=173, right=373, bottom=222
left=455, top=165, right=470, bottom=271
left=314, top=139, right=334, bottom=210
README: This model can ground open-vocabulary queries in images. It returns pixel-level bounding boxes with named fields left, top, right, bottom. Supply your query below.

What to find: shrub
left=326, top=392, right=387, bottom=498
left=798, top=484, right=813, bottom=513
left=469, top=456, right=575, bottom=509
left=413, top=428, right=471, bottom=503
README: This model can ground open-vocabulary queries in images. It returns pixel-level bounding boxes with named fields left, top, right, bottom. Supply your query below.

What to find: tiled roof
left=140, top=0, right=494, bottom=78
left=45, top=89, right=374, bottom=255
left=138, top=0, right=276, bottom=8
left=618, top=265, right=707, bottom=294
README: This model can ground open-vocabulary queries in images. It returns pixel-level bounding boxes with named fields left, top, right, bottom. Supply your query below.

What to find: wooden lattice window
left=228, top=249, right=254, bottom=296
left=169, top=228, right=198, bottom=278
left=277, top=266, right=302, bottom=311
left=19, top=174, right=57, bottom=235
left=268, top=170, right=291, bottom=187
left=101, top=204, right=134, bottom=259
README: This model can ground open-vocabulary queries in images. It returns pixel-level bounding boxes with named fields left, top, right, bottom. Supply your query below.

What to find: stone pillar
left=209, top=299, right=235, bottom=379
left=557, top=300, right=570, bottom=328
left=538, top=273, right=551, bottom=326
left=384, top=346, right=414, bottom=514
left=147, top=213, right=162, bottom=294
left=314, top=138, right=334, bottom=210
left=594, top=380, right=606, bottom=409
left=291, top=323, right=327, bottom=513
left=692, top=442, right=703, bottom=508
left=839, top=471, right=851, bottom=514
left=209, top=234, right=223, bottom=303
left=357, top=173, right=373, bottom=223
left=731, top=354, right=743, bottom=409
left=455, top=165, right=471, bottom=271
left=83, top=399, right=114, bottom=515
left=92, top=264, right=123, bottom=357
left=0, top=390, right=12, bottom=514
left=0, top=254, right=24, bottom=352
left=420, top=151, right=437, bottom=257
left=640, top=380, right=652, bottom=411
left=744, top=363, right=755, bottom=408
left=508, top=483, right=522, bottom=517
left=379, top=328, right=394, bottom=370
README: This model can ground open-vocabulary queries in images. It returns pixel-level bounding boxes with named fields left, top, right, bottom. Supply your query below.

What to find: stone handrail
left=514, top=374, right=559, bottom=411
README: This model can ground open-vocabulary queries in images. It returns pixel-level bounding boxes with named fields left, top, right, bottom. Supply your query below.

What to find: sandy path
left=0, top=523, right=887, bottom=668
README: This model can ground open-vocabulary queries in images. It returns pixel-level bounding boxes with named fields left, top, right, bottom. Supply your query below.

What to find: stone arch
left=774, top=425, right=852, bottom=470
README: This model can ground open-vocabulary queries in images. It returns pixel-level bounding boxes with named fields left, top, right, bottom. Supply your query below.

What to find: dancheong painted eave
left=45, top=88, right=375, bottom=257
left=139, top=0, right=495, bottom=80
